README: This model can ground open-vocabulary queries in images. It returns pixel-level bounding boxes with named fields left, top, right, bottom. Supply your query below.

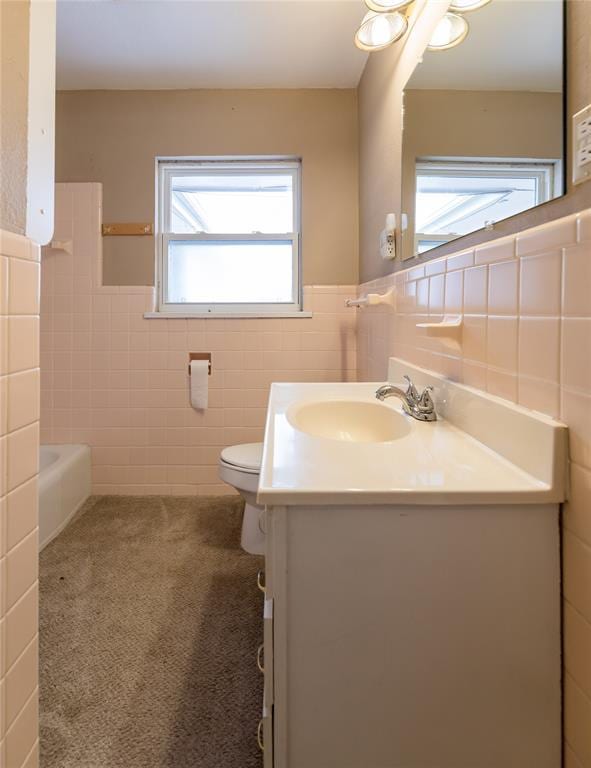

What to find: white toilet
left=218, top=443, right=265, bottom=555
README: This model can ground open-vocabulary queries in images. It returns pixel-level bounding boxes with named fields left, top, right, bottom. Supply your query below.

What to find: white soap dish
left=416, top=315, right=463, bottom=351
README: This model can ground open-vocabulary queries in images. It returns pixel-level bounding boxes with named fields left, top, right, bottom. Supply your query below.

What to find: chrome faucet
left=375, top=375, right=437, bottom=422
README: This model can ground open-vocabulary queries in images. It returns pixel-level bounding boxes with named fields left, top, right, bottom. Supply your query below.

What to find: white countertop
left=257, top=372, right=568, bottom=506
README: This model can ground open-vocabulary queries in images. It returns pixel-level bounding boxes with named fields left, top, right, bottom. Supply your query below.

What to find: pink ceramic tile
left=7, top=370, right=40, bottom=433
left=6, top=423, right=39, bottom=493
left=519, top=317, right=560, bottom=383
left=488, top=260, right=518, bottom=316
left=564, top=742, right=585, bottom=768
left=407, top=266, right=425, bottom=281
left=5, top=528, right=38, bottom=611
left=565, top=602, right=591, bottom=696
left=486, top=368, right=517, bottom=402
left=563, top=244, right=591, bottom=317
left=463, top=266, right=488, bottom=315
left=444, top=271, right=463, bottom=314
left=446, top=250, right=474, bottom=272
left=578, top=210, right=591, bottom=244
left=564, top=463, right=591, bottom=548
left=461, top=360, right=487, bottom=391
left=5, top=635, right=37, bottom=728
left=429, top=275, right=445, bottom=315
left=474, top=237, right=515, bottom=266
left=520, top=251, right=562, bottom=316
left=462, top=316, right=487, bottom=364
left=562, top=319, right=591, bottom=393
left=416, top=278, right=429, bottom=311
left=0, top=230, right=34, bottom=261
left=564, top=672, right=591, bottom=764
left=4, top=684, right=38, bottom=768
left=563, top=531, right=591, bottom=623
left=486, top=316, right=518, bottom=372
left=518, top=376, right=560, bottom=419
left=561, top=389, right=591, bottom=470
left=516, top=216, right=577, bottom=257
left=425, top=258, right=446, bottom=277
left=7, top=318, right=39, bottom=374
left=8, top=259, right=39, bottom=316
left=5, top=582, right=37, bottom=669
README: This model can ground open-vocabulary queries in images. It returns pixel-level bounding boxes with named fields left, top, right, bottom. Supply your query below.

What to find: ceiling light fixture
left=364, top=0, right=413, bottom=12
left=448, top=0, right=491, bottom=11
left=354, top=10, right=408, bottom=52
left=426, top=12, right=469, bottom=51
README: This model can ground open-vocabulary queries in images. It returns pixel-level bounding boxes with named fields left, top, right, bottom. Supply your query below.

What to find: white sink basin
left=287, top=399, right=411, bottom=443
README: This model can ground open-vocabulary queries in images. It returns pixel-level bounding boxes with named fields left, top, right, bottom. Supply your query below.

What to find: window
left=414, top=159, right=560, bottom=254
left=157, top=158, right=301, bottom=314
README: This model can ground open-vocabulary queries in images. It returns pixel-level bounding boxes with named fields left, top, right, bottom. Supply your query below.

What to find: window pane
left=415, top=167, right=544, bottom=253
left=170, top=173, right=294, bottom=234
left=166, top=240, right=294, bottom=304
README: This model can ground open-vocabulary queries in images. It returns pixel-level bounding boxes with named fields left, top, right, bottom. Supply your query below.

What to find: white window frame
left=156, top=157, right=302, bottom=315
left=414, top=157, right=562, bottom=249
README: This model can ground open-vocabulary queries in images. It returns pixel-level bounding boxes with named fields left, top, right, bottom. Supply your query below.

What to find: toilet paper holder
left=188, top=353, right=212, bottom=375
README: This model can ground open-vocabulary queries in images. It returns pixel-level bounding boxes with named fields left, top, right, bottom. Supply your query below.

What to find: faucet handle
left=417, top=385, right=435, bottom=411
left=403, top=375, right=419, bottom=403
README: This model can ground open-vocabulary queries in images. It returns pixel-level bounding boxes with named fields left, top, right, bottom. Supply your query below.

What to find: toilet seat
left=220, top=443, right=263, bottom=474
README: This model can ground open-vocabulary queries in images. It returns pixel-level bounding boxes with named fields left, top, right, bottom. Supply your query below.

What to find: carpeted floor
left=39, top=495, right=264, bottom=768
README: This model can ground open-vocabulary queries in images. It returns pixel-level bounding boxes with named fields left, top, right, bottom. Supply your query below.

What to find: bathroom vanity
left=255, top=359, right=567, bottom=768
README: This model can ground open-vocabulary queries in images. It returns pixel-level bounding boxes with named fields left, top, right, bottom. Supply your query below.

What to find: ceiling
left=407, top=0, right=563, bottom=92
left=56, top=0, right=369, bottom=90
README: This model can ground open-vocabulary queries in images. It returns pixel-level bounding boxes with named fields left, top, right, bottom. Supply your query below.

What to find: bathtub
left=39, top=444, right=91, bottom=550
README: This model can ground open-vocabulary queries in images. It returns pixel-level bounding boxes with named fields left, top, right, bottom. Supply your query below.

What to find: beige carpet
left=40, top=495, right=264, bottom=768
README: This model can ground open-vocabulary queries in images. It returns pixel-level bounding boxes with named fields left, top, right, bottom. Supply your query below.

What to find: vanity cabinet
left=260, top=502, right=561, bottom=768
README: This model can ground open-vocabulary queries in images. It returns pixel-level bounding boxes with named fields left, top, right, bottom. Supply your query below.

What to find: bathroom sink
left=258, top=363, right=568, bottom=506
left=286, top=399, right=411, bottom=443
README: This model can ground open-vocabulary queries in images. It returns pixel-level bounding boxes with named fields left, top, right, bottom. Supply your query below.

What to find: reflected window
left=415, top=159, right=560, bottom=254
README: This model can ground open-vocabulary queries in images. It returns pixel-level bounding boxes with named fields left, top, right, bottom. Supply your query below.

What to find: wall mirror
left=400, top=0, right=565, bottom=261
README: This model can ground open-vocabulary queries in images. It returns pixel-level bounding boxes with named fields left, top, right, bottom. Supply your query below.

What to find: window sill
left=143, top=311, right=313, bottom=320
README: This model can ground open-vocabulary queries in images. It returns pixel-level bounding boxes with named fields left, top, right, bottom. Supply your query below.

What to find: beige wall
left=401, top=89, right=563, bottom=260
left=358, top=0, right=591, bottom=282
left=0, top=0, right=30, bottom=234
left=55, top=89, right=359, bottom=286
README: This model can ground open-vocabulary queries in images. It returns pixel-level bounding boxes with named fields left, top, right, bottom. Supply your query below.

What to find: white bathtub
left=39, top=444, right=91, bottom=550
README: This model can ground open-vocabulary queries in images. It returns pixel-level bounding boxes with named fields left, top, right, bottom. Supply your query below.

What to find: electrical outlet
left=573, top=104, right=591, bottom=185
left=577, top=145, right=591, bottom=168
left=576, top=117, right=591, bottom=141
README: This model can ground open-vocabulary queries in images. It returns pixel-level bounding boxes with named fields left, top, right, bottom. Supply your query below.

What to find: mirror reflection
left=401, top=0, right=564, bottom=259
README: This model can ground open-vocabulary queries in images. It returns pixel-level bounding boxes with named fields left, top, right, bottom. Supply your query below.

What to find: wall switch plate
left=573, top=104, right=591, bottom=185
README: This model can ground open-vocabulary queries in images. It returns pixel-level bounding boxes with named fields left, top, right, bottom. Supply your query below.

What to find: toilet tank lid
left=221, top=443, right=264, bottom=471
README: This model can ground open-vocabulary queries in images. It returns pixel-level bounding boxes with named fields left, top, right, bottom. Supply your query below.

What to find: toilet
left=218, top=443, right=265, bottom=555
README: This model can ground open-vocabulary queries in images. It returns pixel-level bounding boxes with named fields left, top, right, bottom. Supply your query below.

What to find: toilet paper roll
left=190, top=360, right=209, bottom=410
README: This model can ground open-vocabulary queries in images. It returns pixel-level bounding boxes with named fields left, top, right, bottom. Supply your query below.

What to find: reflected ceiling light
left=427, top=12, right=469, bottom=51
left=448, top=0, right=491, bottom=11
left=355, top=10, right=408, bottom=52
left=364, top=0, right=413, bottom=12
